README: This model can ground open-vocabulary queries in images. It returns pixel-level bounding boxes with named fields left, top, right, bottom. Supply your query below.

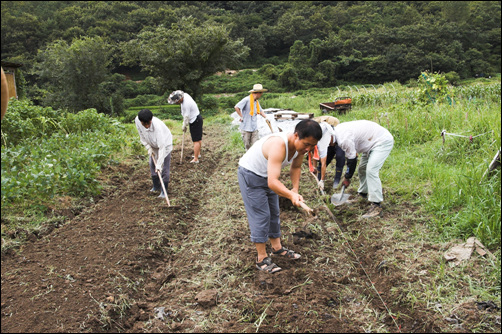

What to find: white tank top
left=238, top=132, right=298, bottom=178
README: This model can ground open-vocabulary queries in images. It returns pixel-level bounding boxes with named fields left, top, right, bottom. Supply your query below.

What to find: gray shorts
left=238, top=166, right=281, bottom=243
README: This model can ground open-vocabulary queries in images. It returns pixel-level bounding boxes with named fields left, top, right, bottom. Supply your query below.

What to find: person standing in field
left=234, top=84, right=268, bottom=150
left=168, top=90, right=203, bottom=164
left=238, top=119, right=322, bottom=273
left=313, top=116, right=346, bottom=191
left=334, top=120, right=394, bottom=218
left=135, top=109, right=173, bottom=199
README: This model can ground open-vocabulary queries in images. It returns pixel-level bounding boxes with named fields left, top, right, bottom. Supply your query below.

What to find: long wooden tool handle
left=309, top=170, right=325, bottom=196
left=152, top=154, right=171, bottom=206
left=180, top=132, right=185, bottom=164
left=265, top=119, right=274, bottom=133
left=299, top=201, right=313, bottom=214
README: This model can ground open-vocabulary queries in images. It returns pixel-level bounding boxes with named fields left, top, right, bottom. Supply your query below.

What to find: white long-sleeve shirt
left=333, top=120, right=393, bottom=159
left=135, top=116, right=173, bottom=170
left=180, top=93, right=200, bottom=124
left=317, top=122, right=335, bottom=159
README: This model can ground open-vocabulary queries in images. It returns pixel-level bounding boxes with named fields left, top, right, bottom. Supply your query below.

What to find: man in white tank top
left=238, top=119, right=322, bottom=273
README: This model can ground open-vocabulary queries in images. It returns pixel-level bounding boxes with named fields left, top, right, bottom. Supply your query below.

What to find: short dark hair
left=295, top=119, right=322, bottom=140
left=138, top=109, right=153, bottom=123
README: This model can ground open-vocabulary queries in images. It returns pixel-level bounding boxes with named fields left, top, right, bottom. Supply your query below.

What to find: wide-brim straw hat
left=168, top=90, right=184, bottom=104
left=249, top=84, right=268, bottom=93
left=314, top=115, right=340, bottom=127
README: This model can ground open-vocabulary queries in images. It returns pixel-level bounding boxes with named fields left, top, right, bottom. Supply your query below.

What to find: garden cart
left=319, top=96, right=352, bottom=115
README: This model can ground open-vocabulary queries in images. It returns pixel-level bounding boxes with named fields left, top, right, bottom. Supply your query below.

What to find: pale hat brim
left=314, top=116, right=340, bottom=127
left=168, top=90, right=184, bottom=104
left=249, top=84, right=268, bottom=93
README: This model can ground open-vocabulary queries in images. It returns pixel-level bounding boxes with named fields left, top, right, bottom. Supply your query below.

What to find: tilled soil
left=1, top=124, right=500, bottom=333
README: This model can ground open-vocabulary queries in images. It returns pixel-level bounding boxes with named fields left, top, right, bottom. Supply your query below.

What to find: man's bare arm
left=265, top=138, right=304, bottom=206
left=235, top=107, right=243, bottom=119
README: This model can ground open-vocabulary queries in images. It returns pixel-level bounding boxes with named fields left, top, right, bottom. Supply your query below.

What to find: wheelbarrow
left=319, top=97, right=352, bottom=115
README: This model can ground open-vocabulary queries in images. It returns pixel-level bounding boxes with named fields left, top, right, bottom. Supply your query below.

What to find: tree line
left=1, top=1, right=500, bottom=115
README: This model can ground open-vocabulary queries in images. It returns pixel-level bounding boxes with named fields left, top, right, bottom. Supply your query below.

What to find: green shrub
left=1, top=100, right=126, bottom=203
left=418, top=71, right=453, bottom=104
left=124, top=94, right=166, bottom=109
left=445, top=71, right=461, bottom=86
left=199, top=95, right=218, bottom=112
left=1, top=100, right=62, bottom=146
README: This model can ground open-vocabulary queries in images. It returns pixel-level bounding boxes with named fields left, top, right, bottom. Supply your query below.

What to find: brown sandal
left=271, top=247, right=301, bottom=260
left=256, top=257, right=282, bottom=273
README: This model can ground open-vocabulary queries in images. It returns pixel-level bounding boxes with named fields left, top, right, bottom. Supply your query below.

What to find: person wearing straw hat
left=168, top=90, right=203, bottom=163
left=135, top=109, right=173, bottom=199
left=234, top=84, right=268, bottom=150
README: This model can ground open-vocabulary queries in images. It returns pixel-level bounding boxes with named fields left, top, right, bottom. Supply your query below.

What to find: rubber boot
left=150, top=175, right=161, bottom=192
left=158, top=181, right=168, bottom=198
left=333, top=169, right=342, bottom=188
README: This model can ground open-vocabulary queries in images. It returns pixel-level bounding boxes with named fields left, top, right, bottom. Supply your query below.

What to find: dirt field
left=1, top=124, right=500, bottom=333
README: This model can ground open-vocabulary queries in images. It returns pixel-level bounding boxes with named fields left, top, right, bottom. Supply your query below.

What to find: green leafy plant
left=1, top=100, right=126, bottom=204
left=418, top=71, right=453, bottom=104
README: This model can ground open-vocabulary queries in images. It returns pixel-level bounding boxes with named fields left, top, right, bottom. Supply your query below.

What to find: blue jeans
left=317, top=145, right=346, bottom=184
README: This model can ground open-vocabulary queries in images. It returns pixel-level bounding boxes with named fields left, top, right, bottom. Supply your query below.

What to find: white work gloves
left=155, top=164, right=162, bottom=174
left=318, top=180, right=325, bottom=190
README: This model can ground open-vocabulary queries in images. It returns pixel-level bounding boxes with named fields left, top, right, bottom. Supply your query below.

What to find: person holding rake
left=135, top=109, right=173, bottom=199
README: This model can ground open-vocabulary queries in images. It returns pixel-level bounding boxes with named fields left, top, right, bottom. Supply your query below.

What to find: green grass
left=2, top=76, right=500, bottom=256
left=258, top=77, right=501, bottom=249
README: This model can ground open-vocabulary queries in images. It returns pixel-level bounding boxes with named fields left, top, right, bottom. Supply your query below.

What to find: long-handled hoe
left=152, top=154, right=179, bottom=209
left=179, top=131, right=185, bottom=165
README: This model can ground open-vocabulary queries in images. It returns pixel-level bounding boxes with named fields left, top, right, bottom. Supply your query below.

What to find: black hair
left=294, top=119, right=322, bottom=140
left=138, top=109, right=153, bottom=123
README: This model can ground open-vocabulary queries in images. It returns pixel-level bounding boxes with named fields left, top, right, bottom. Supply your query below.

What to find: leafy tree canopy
left=122, top=16, right=249, bottom=99
left=37, top=36, right=118, bottom=113
left=1, top=1, right=500, bottom=108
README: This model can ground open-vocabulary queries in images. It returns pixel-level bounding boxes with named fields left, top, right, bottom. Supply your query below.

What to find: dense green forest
left=1, top=1, right=500, bottom=115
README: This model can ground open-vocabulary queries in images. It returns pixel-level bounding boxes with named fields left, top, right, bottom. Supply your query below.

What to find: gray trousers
left=149, top=152, right=171, bottom=185
left=238, top=167, right=281, bottom=243
left=357, top=138, right=394, bottom=203
left=241, top=130, right=259, bottom=151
